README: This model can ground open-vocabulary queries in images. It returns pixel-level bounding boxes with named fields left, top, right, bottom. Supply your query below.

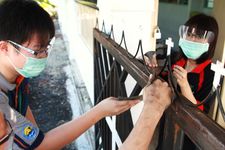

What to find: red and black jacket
left=162, top=58, right=214, bottom=113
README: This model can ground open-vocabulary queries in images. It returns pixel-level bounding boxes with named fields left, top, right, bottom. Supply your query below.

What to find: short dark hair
left=179, top=13, right=219, bottom=64
left=0, top=0, right=55, bottom=45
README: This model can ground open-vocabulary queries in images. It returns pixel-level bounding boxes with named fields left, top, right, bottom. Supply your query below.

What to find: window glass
left=82, top=0, right=97, bottom=4
left=159, top=0, right=188, bottom=5
left=205, top=0, right=214, bottom=8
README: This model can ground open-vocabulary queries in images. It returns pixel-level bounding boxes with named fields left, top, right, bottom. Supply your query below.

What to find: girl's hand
left=97, top=97, right=140, bottom=117
left=173, top=65, right=189, bottom=88
left=144, top=53, right=158, bottom=67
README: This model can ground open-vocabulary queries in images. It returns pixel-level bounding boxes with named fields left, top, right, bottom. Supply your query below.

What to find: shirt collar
left=192, top=60, right=211, bottom=73
left=175, top=58, right=212, bottom=73
left=0, top=73, right=16, bottom=92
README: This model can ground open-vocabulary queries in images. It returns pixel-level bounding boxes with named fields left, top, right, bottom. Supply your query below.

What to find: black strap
left=0, top=119, right=13, bottom=145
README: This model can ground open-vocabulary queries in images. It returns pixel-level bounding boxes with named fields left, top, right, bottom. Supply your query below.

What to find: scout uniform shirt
left=0, top=74, right=44, bottom=149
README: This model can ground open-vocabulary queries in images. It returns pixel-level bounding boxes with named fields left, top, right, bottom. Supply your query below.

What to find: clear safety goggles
left=179, top=25, right=214, bottom=43
left=8, top=37, right=55, bottom=57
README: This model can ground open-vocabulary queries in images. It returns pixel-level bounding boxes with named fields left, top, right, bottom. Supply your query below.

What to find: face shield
left=179, top=25, right=214, bottom=43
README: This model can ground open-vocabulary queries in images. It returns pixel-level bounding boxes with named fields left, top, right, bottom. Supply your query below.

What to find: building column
left=212, top=0, right=225, bottom=128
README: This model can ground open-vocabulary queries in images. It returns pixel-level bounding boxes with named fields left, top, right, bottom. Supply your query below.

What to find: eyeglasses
left=186, top=32, right=204, bottom=40
left=8, top=37, right=55, bottom=57
left=0, top=119, right=13, bottom=145
left=179, top=25, right=214, bottom=42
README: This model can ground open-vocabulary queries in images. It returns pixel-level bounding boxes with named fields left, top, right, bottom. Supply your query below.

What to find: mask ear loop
left=6, top=56, right=25, bottom=73
left=7, top=41, right=28, bottom=59
left=14, top=48, right=28, bottom=59
left=6, top=42, right=28, bottom=71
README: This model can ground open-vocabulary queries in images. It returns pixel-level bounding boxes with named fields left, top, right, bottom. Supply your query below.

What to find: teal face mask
left=16, top=57, right=47, bottom=78
left=8, top=53, right=47, bottom=78
left=179, top=38, right=209, bottom=60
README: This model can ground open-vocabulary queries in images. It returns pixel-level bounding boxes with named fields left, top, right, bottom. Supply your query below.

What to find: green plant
left=35, top=0, right=57, bottom=18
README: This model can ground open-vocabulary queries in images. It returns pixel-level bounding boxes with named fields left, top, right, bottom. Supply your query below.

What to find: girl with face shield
left=174, top=14, right=218, bottom=113
left=144, top=13, right=219, bottom=150
left=146, top=14, right=219, bottom=113
left=175, top=21, right=218, bottom=150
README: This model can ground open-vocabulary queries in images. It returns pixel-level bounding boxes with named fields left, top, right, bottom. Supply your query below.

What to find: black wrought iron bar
left=96, top=61, right=117, bottom=103
left=107, top=49, right=114, bottom=68
left=110, top=62, right=115, bottom=96
left=119, top=70, right=128, bottom=97
left=119, top=70, right=128, bottom=83
left=94, top=60, right=101, bottom=100
left=94, top=28, right=149, bottom=88
left=94, top=38, right=103, bottom=104
left=98, top=42, right=107, bottom=81
left=108, top=25, right=115, bottom=40
left=101, top=46, right=110, bottom=75
left=129, top=83, right=142, bottom=97
left=113, top=61, right=117, bottom=96
left=94, top=39, right=104, bottom=88
left=119, top=31, right=128, bottom=51
left=101, top=20, right=106, bottom=33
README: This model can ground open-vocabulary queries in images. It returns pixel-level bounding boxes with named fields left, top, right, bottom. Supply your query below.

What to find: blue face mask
left=179, top=38, right=209, bottom=60
left=8, top=52, right=47, bottom=78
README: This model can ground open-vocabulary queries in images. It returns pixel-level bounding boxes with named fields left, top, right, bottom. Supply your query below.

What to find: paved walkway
left=28, top=20, right=94, bottom=150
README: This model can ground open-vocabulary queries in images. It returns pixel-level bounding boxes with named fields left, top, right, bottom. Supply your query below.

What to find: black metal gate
left=93, top=28, right=225, bottom=150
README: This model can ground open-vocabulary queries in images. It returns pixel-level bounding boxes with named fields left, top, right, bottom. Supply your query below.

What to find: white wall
left=50, top=0, right=95, bottom=103
left=213, top=0, right=225, bottom=128
left=98, top=0, right=158, bottom=54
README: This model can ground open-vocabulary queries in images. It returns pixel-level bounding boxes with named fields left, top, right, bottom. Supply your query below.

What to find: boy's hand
left=97, top=97, right=140, bottom=117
